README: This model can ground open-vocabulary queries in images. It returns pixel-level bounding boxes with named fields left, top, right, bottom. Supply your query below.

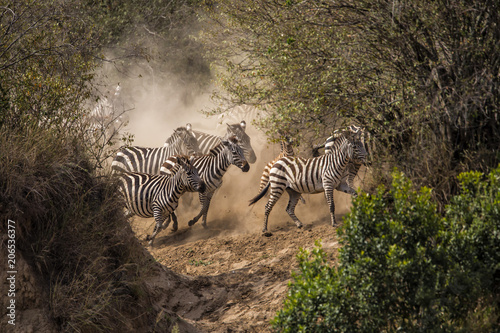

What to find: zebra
left=118, top=156, right=206, bottom=246
left=312, top=125, right=367, bottom=197
left=160, top=136, right=250, bottom=229
left=112, top=126, right=200, bottom=174
left=249, top=128, right=367, bottom=236
left=173, top=121, right=257, bottom=164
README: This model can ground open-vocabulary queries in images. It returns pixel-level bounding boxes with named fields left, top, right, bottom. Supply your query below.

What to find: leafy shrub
left=273, top=169, right=500, bottom=332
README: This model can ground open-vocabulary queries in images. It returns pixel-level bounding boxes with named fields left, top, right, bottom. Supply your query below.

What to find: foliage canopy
left=202, top=0, right=500, bottom=200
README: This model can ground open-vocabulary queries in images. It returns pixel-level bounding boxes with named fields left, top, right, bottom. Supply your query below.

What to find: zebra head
left=282, top=134, right=298, bottom=155
left=343, top=127, right=368, bottom=164
left=175, top=155, right=206, bottom=193
left=168, top=126, right=200, bottom=155
left=225, top=121, right=257, bottom=164
left=221, top=136, right=250, bottom=172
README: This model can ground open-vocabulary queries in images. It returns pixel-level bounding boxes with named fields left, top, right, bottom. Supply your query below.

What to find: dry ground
left=130, top=174, right=354, bottom=332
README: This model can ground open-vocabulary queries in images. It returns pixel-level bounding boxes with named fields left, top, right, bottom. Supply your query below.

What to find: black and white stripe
left=249, top=129, right=367, bottom=236
left=175, top=121, right=257, bottom=164
left=259, top=136, right=297, bottom=192
left=112, top=126, right=199, bottom=174
left=119, top=156, right=205, bottom=245
left=313, top=125, right=367, bottom=197
left=160, top=137, right=250, bottom=228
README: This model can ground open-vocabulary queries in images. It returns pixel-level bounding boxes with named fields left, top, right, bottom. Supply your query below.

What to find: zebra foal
left=112, top=126, right=199, bottom=174
left=160, top=136, right=249, bottom=229
left=249, top=129, right=367, bottom=236
left=119, top=156, right=205, bottom=246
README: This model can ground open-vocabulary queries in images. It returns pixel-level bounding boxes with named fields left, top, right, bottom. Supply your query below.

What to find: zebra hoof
left=262, top=231, right=273, bottom=237
left=172, top=226, right=178, bottom=232
left=188, top=220, right=196, bottom=227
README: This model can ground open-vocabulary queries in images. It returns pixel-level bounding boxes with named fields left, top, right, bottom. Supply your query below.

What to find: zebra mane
left=164, top=127, right=190, bottom=145
left=208, top=142, right=225, bottom=156
left=312, top=125, right=365, bottom=157
left=330, top=125, right=364, bottom=141
left=165, top=127, right=184, bottom=146
left=164, top=127, right=199, bottom=154
left=162, top=155, right=191, bottom=175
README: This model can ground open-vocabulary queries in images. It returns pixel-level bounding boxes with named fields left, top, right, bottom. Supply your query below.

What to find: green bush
left=273, top=169, right=500, bottom=332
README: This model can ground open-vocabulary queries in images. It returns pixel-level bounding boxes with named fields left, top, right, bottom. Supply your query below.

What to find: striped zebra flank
left=112, top=126, right=199, bottom=174
left=259, top=136, right=296, bottom=192
left=160, top=136, right=250, bottom=228
left=119, top=156, right=205, bottom=246
left=249, top=129, right=367, bottom=236
left=175, top=121, right=257, bottom=164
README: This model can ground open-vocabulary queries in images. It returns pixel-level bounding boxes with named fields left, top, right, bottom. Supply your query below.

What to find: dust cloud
left=100, top=56, right=357, bottom=244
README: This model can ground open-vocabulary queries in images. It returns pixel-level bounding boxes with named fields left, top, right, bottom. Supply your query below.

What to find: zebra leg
left=147, top=209, right=170, bottom=246
left=200, top=191, right=214, bottom=228
left=285, top=188, right=303, bottom=229
left=344, top=163, right=361, bottom=197
left=324, top=187, right=337, bottom=227
left=161, top=214, right=178, bottom=231
left=171, top=212, right=178, bottom=232
left=262, top=186, right=285, bottom=236
left=188, top=191, right=213, bottom=227
left=346, top=171, right=358, bottom=198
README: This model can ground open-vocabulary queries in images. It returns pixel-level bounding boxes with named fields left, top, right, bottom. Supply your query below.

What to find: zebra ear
left=186, top=123, right=192, bottom=131
left=240, top=120, right=246, bottom=131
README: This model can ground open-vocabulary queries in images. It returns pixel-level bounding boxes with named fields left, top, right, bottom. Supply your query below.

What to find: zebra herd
left=113, top=121, right=368, bottom=244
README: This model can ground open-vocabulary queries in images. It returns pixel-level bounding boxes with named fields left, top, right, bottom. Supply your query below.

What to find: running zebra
left=119, top=156, right=206, bottom=246
left=249, top=129, right=367, bottom=236
left=112, top=126, right=199, bottom=174
left=174, top=121, right=257, bottom=163
left=160, top=136, right=250, bottom=229
left=312, top=125, right=366, bottom=197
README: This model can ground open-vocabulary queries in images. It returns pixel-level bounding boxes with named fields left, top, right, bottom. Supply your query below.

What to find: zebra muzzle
left=197, top=181, right=206, bottom=193
left=241, top=162, right=250, bottom=172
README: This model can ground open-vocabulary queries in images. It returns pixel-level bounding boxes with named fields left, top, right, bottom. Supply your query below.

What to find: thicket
left=0, top=0, right=198, bottom=330
left=202, top=0, right=500, bottom=202
left=273, top=169, right=500, bottom=332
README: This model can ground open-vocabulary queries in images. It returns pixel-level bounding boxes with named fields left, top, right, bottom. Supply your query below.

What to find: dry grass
left=0, top=125, right=164, bottom=331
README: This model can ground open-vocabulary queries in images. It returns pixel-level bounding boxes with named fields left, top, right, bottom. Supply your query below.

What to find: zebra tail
left=249, top=182, right=270, bottom=206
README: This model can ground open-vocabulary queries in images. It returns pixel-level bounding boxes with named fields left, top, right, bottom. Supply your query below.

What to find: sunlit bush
left=273, top=169, right=500, bottom=332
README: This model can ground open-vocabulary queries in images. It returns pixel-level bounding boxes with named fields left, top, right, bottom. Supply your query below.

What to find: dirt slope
left=130, top=184, right=351, bottom=332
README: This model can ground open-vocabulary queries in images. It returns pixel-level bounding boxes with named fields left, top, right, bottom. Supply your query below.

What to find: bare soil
left=130, top=181, right=352, bottom=332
